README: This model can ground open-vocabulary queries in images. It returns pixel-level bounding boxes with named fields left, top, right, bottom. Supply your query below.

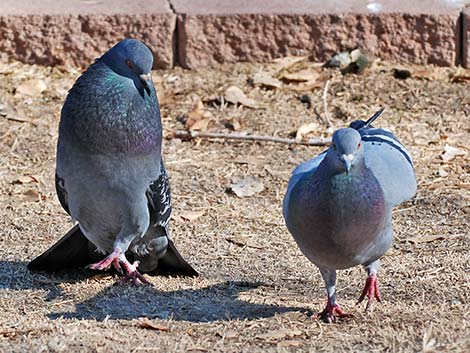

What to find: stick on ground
left=167, top=130, right=331, bottom=146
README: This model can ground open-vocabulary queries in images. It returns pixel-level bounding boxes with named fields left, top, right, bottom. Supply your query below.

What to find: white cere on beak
left=139, top=73, right=152, bottom=82
left=341, top=154, right=354, bottom=173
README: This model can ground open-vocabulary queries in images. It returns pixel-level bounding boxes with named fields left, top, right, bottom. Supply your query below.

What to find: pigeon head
left=328, top=128, right=364, bottom=174
left=101, top=38, right=154, bottom=95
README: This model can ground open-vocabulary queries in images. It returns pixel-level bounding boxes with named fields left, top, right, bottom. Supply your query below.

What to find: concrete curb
left=0, top=0, right=469, bottom=69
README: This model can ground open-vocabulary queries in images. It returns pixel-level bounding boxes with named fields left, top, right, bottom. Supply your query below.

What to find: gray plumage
left=283, top=109, right=416, bottom=322
left=28, top=39, right=197, bottom=282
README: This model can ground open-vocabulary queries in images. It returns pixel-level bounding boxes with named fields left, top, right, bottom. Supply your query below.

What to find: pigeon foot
left=118, top=260, right=151, bottom=286
left=88, top=249, right=122, bottom=272
left=356, top=274, right=381, bottom=311
left=318, top=300, right=354, bottom=323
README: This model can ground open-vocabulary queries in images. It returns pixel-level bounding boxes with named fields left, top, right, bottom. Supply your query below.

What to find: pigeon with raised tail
left=283, top=108, right=416, bottom=322
left=28, top=39, right=198, bottom=284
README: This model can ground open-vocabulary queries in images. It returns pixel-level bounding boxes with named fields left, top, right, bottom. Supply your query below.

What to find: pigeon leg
left=357, top=260, right=382, bottom=310
left=118, top=254, right=151, bottom=286
left=88, top=249, right=122, bottom=272
left=318, top=268, right=353, bottom=323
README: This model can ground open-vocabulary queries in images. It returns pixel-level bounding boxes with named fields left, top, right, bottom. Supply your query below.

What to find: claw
left=318, top=300, right=354, bottom=323
left=88, top=249, right=122, bottom=272
left=119, top=261, right=152, bottom=286
left=356, top=274, right=381, bottom=311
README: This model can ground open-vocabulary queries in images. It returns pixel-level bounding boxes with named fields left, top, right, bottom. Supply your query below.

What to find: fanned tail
left=28, top=224, right=101, bottom=271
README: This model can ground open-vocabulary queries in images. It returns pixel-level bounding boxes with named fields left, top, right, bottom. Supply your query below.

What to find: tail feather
left=147, top=240, right=199, bottom=277
left=27, top=224, right=101, bottom=271
left=28, top=226, right=198, bottom=277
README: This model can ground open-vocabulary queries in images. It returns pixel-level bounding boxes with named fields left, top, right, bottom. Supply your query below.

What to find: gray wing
left=146, top=159, right=172, bottom=231
left=141, top=160, right=198, bottom=277
left=283, top=150, right=327, bottom=221
left=359, top=127, right=417, bottom=207
left=55, top=173, right=70, bottom=215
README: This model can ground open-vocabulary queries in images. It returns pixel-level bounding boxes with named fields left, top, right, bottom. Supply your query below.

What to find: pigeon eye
left=125, top=60, right=134, bottom=69
left=357, top=142, right=362, bottom=148
left=333, top=143, right=337, bottom=150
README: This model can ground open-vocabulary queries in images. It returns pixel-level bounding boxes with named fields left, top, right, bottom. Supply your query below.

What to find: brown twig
left=322, top=79, right=332, bottom=128
left=167, top=130, right=331, bottom=146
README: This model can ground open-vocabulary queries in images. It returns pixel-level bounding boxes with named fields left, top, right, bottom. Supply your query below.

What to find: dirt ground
left=0, top=57, right=469, bottom=353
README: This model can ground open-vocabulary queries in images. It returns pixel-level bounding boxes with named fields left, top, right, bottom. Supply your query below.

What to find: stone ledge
left=173, top=0, right=465, bottom=68
left=463, top=5, right=470, bottom=67
left=0, top=0, right=469, bottom=69
left=0, top=0, right=176, bottom=69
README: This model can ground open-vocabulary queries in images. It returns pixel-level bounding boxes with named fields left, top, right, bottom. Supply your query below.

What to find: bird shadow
left=48, top=280, right=311, bottom=322
left=0, top=261, right=311, bottom=323
left=0, top=260, right=108, bottom=301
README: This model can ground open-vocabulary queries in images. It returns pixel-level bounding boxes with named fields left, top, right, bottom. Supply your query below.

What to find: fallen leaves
left=407, top=235, right=446, bottom=244
left=225, top=235, right=262, bottom=249
left=136, top=318, right=170, bottom=332
left=295, top=122, right=320, bottom=141
left=185, top=99, right=213, bottom=131
left=22, top=189, right=44, bottom=202
left=252, top=72, right=282, bottom=89
left=15, top=79, right=47, bottom=97
left=179, top=210, right=205, bottom=222
left=228, top=176, right=264, bottom=197
left=224, top=86, right=258, bottom=109
left=441, top=145, right=466, bottom=162
left=279, top=69, right=320, bottom=83
left=12, top=175, right=40, bottom=184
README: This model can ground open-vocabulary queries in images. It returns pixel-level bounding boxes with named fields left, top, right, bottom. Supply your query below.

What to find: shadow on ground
left=49, top=280, right=311, bottom=322
left=0, top=261, right=311, bottom=323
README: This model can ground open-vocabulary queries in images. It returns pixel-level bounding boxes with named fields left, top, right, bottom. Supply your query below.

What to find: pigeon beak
left=139, top=73, right=152, bottom=95
left=341, top=154, right=354, bottom=173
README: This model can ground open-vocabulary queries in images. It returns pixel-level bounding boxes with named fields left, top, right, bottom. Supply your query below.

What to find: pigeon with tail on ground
left=28, top=39, right=198, bottom=284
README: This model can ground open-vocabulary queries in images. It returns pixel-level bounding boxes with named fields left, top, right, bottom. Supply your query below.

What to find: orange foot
left=118, top=260, right=151, bottom=286
left=88, top=249, right=122, bottom=272
left=318, top=300, right=354, bottom=323
left=356, top=274, right=381, bottom=310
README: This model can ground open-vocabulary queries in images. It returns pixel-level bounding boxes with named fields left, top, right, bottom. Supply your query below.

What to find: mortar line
left=167, top=0, right=179, bottom=67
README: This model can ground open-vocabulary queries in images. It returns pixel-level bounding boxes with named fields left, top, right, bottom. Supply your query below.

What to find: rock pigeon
left=28, top=39, right=198, bottom=284
left=283, top=108, right=416, bottom=322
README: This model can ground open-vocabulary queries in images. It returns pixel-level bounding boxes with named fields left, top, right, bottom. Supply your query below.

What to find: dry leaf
left=12, top=175, right=39, bottom=184
left=225, top=236, right=262, bottom=249
left=441, top=145, right=466, bottom=162
left=407, top=235, right=445, bottom=244
left=186, top=99, right=213, bottom=131
left=438, top=167, right=448, bottom=177
left=279, top=69, right=320, bottom=83
left=288, top=80, right=323, bottom=92
left=15, top=79, right=47, bottom=97
left=229, top=176, right=264, bottom=197
left=215, top=329, right=238, bottom=339
left=22, top=189, right=41, bottom=202
left=179, top=210, right=204, bottom=222
left=253, top=72, right=282, bottom=89
left=256, top=328, right=303, bottom=340
left=137, top=318, right=170, bottom=332
left=450, top=74, right=470, bottom=83
left=225, top=86, right=258, bottom=109
left=273, top=56, right=307, bottom=74
left=295, top=122, right=320, bottom=140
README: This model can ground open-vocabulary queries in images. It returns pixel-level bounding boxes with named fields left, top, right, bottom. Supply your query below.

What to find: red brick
left=173, top=0, right=464, bottom=68
left=463, top=4, right=470, bottom=67
left=0, top=0, right=176, bottom=69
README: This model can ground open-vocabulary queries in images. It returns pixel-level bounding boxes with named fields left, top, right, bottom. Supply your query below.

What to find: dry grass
left=0, top=58, right=469, bottom=352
